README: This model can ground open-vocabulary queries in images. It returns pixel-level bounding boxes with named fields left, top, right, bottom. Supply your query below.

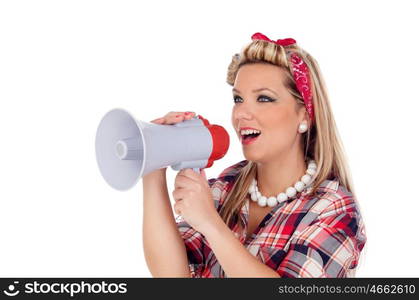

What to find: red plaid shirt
left=176, top=160, right=367, bottom=278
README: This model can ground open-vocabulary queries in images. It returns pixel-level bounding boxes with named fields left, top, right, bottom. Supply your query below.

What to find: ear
left=299, top=107, right=311, bottom=128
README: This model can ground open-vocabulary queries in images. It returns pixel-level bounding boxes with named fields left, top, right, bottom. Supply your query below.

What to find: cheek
left=263, top=110, right=296, bottom=143
left=231, top=109, right=237, bottom=135
left=231, top=108, right=235, bottom=124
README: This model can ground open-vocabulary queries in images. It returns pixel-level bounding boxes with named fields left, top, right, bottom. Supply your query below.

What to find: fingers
left=173, top=201, right=182, bottom=215
left=172, top=188, right=191, bottom=202
left=149, top=117, right=165, bottom=124
left=150, top=111, right=196, bottom=125
left=174, top=175, right=200, bottom=191
left=172, top=189, right=181, bottom=202
left=164, top=111, right=196, bottom=124
left=174, top=170, right=202, bottom=191
left=200, top=168, right=207, bottom=181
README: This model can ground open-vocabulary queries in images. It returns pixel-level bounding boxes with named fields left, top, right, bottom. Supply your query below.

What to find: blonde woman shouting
left=142, top=32, right=367, bottom=278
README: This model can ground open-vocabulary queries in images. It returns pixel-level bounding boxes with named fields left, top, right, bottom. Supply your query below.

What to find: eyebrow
left=232, top=87, right=279, bottom=97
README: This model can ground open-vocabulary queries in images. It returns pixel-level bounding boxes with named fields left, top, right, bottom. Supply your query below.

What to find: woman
left=142, top=32, right=367, bottom=278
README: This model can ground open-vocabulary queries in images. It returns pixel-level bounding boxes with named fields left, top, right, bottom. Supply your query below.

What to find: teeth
left=240, top=129, right=261, bottom=136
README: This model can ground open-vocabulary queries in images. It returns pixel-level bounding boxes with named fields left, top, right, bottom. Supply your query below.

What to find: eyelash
left=233, top=95, right=276, bottom=104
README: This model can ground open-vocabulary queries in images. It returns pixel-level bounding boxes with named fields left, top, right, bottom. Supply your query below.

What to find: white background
left=1, top=0, right=418, bottom=277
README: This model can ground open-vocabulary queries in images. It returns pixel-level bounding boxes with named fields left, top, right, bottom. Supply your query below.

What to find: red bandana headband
left=251, top=32, right=314, bottom=122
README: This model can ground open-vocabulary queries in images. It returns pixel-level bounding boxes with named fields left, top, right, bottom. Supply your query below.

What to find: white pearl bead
left=294, top=181, right=305, bottom=192
left=298, top=123, right=307, bottom=133
left=301, top=174, right=312, bottom=185
left=308, top=162, right=317, bottom=169
left=258, top=196, right=267, bottom=207
left=277, top=192, right=288, bottom=202
left=306, top=168, right=316, bottom=176
left=248, top=167, right=318, bottom=208
left=250, top=192, right=258, bottom=201
left=286, top=187, right=297, bottom=198
left=267, top=196, right=277, bottom=207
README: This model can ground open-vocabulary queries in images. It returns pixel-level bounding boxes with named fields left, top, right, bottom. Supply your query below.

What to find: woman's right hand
left=150, top=111, right=196, bottom=125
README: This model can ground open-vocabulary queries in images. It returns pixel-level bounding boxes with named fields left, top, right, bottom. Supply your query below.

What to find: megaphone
left=95, top=108, right=230, bottom=191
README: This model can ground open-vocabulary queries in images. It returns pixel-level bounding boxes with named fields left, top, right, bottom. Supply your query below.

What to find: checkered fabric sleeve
left=176, top=219, right=206, bottom=277
left=275, top=193, right=367, bottom=278
left=176, top=177, right=219, bottom=278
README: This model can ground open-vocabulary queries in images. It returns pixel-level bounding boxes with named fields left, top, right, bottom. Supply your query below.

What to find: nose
left=233, top=103, right=254, bottom=120
left=232, top=103, right=254, bottom=131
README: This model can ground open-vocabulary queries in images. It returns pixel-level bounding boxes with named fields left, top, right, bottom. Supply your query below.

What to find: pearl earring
left=298, top=122, right=308, bottom=133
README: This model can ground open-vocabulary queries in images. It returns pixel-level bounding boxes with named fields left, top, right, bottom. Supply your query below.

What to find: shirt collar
left=316, top=177, right=339, bottom=193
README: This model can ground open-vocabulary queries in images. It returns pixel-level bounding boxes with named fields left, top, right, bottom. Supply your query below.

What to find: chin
left=242, top=150, right=264, bottom=163
left=243, top=148, right=281, bottom=164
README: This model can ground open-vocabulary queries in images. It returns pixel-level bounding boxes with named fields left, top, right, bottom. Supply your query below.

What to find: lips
left=241, top=134, right=260, bottom=145
left=242, top=136, right=259, bottom=145
left=239, top=127, right=262, bottom=145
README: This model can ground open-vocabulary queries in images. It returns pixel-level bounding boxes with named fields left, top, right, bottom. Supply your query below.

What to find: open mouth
left=242, top=132, right=261, bottom=140
left=240, top=129, right=261, bottom=144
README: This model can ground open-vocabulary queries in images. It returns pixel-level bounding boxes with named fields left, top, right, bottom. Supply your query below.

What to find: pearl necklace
left=248, top=160, right=317, bottom=207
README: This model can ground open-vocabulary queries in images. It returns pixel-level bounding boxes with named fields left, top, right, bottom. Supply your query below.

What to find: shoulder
left=295, top=177, right=366, bottom=249
left=315, top=178, right=358, bottom=213
left=308, top=177, right=364, bottom=230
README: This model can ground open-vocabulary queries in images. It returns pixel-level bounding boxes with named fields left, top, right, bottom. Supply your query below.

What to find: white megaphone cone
left=95, top=108, right=230, bottom=191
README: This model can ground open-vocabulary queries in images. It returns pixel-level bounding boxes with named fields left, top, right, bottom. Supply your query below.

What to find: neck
left=255, top=148, right=307, bottom=197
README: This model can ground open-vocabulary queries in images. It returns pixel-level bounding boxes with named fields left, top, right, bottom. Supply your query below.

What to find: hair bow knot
left=251, top=32, right=296, bottom=46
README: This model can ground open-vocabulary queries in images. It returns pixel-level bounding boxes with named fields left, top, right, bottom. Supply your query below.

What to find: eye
left=233, top=95, right=276, bottom=103
left=232, top=94, right=276, bottom=104
left=258, top=95, right=276, bottom=102
left=233, top=95, right=243, bottom=103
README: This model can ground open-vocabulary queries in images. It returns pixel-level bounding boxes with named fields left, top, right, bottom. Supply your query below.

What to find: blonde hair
left=221, top=38, right=367, bottom=276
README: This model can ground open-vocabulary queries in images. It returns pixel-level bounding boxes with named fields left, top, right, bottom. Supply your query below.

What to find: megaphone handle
left=192, top=167, right=200, bottom=174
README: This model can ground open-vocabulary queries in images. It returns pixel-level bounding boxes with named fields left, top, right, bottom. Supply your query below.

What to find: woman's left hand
left=172, top=168, right=220, bottom=234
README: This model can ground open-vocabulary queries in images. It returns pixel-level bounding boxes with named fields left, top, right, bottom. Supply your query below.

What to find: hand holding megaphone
left=95, top=108, right=230, bottom=191
left=149, top=110, right=197, bottom=126
left=148, top=110, right=200, bottom=172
